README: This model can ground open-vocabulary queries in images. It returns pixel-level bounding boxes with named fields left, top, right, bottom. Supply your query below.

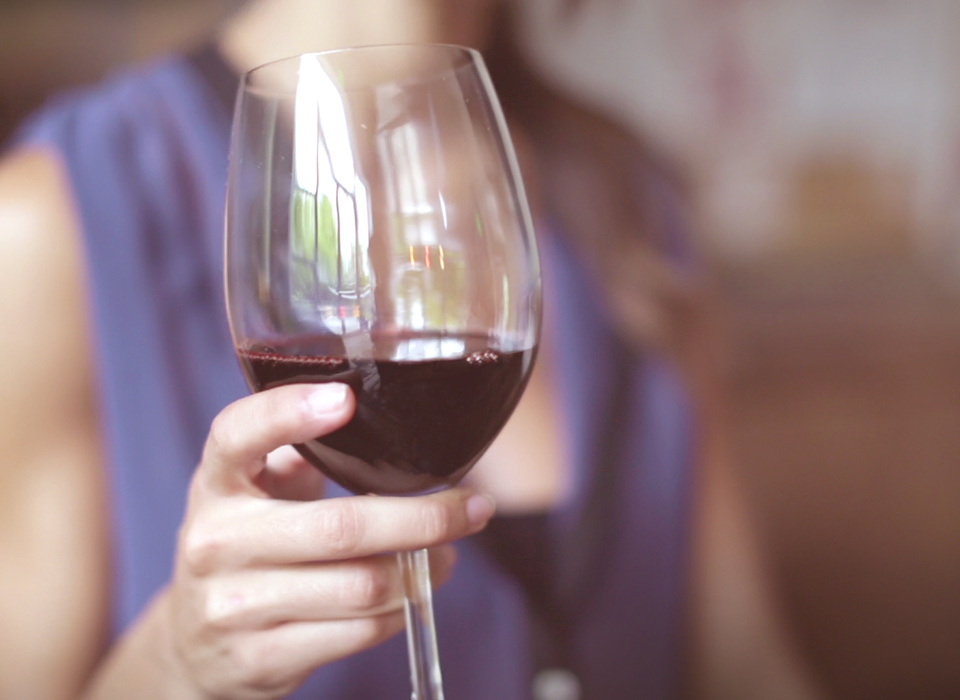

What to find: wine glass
left=224, top=45, right=541, bottom=699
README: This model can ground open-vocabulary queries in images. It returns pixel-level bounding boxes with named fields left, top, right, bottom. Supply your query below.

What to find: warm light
left=439, top=245, right=445, bottom=270
left=424, top=245, right=431, bottom=269
left=409, top=246, right=416, bottom=265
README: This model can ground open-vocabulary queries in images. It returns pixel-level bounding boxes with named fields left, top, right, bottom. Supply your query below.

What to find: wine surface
left=237, top=333, right=534, bottom=494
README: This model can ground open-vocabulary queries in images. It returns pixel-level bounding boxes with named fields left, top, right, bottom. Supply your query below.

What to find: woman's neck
left=217, top=0, right=497, bottom=75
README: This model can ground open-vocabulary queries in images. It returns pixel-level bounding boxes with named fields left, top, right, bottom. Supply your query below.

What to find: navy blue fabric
left=15, top=55, right=695, bottom=699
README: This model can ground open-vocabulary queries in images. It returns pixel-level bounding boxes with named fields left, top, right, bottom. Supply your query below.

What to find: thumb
left=199, top=383, right=355, bottom=496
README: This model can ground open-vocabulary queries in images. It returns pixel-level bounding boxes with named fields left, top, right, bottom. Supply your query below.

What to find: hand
left=162, top=383, right=496, bottom=700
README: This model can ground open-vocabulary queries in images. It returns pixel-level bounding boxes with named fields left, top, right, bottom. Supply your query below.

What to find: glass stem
left=397, top=548, right=445, bottom=700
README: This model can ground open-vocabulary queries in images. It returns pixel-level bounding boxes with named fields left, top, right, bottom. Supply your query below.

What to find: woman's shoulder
left=10, top=53, right=229, bottom=200
left=11, top=51, right=230, bottom=255
left=14, top=55, right=188, bottom=142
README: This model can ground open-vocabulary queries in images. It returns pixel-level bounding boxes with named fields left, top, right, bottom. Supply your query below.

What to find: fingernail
left=466, top=492, right=496, bottom=527
left=307, top=384, right=348, bottom=415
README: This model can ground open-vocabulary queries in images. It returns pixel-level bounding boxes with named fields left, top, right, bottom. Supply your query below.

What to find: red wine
left=237, top=334, right=535, bottom=495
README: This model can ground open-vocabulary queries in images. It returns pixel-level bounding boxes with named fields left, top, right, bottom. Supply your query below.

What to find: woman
left=0, top=0, right=819, bottom=697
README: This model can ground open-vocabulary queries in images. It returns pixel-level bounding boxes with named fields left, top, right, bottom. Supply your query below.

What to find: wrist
left=81, top=588, right=208, bottom=700
left=149, top=589, right=209, bottom=699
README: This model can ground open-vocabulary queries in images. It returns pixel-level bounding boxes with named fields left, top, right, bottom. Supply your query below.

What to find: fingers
left=200, top=384, right=355, bottom=495
left=221, top=613, right=408, bottom=697
left=181, top=488, right=495, bottom=574
left=177, top=547, right=455, bottom=697
left=255, top=446, right=326, bottom=502
left=174, top=384, right=488, bottom=698
left=198, top=546, right=457, bottom=630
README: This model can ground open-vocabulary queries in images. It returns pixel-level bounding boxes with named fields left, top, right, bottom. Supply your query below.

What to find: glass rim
left=241, top=42, right=484, bottom=90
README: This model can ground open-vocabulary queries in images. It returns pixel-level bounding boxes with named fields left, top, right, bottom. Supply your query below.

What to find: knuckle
left=345, top=563, right=395, bottom=612
left=266, top=386, right=309, bottom=433
left=318, top=500, right=365, bottom=557
left=234, top=639, right=288, bottom=693
left=181, top=525, right=224, bottom=576
left=417, top=500, right=453, bottom=543
left=205, top=411, right=236, bottom=461
left=350, top=612, right=403, bottom=647
left=200, top=586, right=244, bottom=632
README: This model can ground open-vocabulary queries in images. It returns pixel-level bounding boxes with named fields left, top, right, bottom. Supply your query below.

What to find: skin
left=0, top=1, right=824, bottom=698
left=0, top=148, right=110, bottom=700
left=0, top=146, right=489, bottom=700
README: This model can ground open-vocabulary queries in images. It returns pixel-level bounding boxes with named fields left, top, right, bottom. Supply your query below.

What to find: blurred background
left=2, top=0, right=958, bottom=698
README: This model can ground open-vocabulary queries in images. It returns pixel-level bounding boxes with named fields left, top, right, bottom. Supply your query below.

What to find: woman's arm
left=689, top=397, right=827, bottom=700
left=0, top=148, right=111, bottom=698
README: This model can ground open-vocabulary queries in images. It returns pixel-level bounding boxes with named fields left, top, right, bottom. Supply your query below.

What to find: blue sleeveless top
left=16, top=55, right=694, bottom=699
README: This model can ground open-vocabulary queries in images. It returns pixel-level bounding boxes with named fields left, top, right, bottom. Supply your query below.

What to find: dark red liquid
left=237, top=334, right=535, bottom=495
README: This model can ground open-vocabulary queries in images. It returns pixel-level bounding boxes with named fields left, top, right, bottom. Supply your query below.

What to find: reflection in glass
left=291, top=54, right=374, bottom=334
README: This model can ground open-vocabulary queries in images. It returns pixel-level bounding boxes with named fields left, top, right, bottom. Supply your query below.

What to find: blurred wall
left=0, top=0, right=237, bottom=143
left=523, top=0, right=960, bottom=268
left=521, top=2, right=960, bottom=699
